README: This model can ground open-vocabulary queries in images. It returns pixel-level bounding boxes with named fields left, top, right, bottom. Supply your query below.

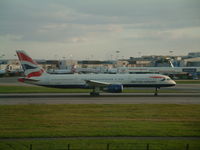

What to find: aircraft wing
left=85, top=80, right=111, bottom=87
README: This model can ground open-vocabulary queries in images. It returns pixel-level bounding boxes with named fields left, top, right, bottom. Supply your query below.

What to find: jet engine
left=103, top=84, right=123, bottom=93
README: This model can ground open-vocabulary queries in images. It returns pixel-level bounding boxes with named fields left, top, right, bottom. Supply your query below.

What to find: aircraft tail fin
left=16, top=50, right=46, bottom=78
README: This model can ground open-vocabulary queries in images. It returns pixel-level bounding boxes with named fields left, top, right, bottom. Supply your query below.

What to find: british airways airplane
left=16, top=50, right=176, bottom=96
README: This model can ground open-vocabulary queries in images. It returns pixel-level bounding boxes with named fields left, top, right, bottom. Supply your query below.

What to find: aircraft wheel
left=154, top=87, right=159, bottom=96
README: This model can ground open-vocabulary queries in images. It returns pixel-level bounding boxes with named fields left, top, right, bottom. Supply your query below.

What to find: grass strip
left=0, top=85, right=91, bottom=93
left=175, top=80, right=200, bottom=84
left=0, top=104, right=199, bottom=138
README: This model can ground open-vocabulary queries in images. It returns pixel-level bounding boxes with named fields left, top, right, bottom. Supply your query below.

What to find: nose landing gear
left=154, top=87, right=159, bottom=96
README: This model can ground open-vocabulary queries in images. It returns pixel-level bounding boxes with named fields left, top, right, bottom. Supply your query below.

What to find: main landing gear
left=154, top=87, right=159, bottom=96
left=90, top=87, right=100, bottom=96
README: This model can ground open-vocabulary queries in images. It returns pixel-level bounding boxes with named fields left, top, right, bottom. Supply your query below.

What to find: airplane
left=16, top=50, right=176, bottom=96
left=47, top=68, right=75, bottom=74
left=0, top=69, right=6, bottom=75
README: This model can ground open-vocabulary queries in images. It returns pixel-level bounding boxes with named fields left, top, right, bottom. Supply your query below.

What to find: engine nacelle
left=103, top=84, right=123, bottom=93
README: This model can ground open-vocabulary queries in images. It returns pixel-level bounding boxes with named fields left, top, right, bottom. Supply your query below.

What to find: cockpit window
left=161, top=78, right=171, bottom=81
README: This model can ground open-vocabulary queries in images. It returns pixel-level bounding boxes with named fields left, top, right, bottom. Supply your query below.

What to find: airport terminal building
left=1, top=52, right=200, bottom=79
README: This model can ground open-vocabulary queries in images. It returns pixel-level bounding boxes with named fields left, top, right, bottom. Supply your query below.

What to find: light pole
left=0, top=54, right=5, bottom=58
left=169, top=51, right=173, bottom=57
left=54, top=54, right=58, bottom=60
left=116, top=50, right=120, bottom=60
left=0, top=54, right=5, bottom=70
left=138, top=52, right=141, bottom=57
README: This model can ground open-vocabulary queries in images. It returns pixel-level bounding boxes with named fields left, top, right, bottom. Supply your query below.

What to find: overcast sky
left=0, top=0, right=200, bottom=60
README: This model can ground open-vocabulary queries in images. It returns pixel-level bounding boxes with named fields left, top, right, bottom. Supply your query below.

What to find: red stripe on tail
left=17, top=52, right=38, bottom=65
left=27, top=69, right=44, bottom=78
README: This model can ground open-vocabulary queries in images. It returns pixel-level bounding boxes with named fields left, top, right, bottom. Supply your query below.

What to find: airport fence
left=0, top=143, right=199, bottom=150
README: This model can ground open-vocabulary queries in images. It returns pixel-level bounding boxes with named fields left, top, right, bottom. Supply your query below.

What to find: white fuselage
left=26, top=73, right=176, bottom=88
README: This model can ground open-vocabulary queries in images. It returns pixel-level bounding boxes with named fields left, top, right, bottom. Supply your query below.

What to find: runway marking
left=1, top=93, right=200, bottom=98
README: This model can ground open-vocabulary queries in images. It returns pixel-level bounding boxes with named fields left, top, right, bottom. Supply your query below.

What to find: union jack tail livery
left=16, top=50, right=46, bottom=78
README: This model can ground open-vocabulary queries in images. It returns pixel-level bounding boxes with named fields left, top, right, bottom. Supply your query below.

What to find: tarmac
left=0, top=93, right=200, bottom=105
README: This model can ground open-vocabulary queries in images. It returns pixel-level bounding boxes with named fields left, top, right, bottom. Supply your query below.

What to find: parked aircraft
left=0, top=69, right=6, bottom=75
left=47, top=69, right=74, bottom=74
left=16, top=50, right=176, bottom=96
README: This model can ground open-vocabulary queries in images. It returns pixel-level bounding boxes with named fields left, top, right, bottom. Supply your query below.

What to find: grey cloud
left=0, top=0, right=200, bottom=58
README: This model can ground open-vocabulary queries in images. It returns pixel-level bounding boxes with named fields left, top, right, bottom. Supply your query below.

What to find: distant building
left=0, top=60, right=8, bottom=65
left=183, top=57, right=200, bottom=67
left=188, top=52, right=200, bottom=58
left=58, top=60, right=77, bottom=69
left=128, top=57, right=152, bottom=67
left=78, top=60, right=115, bottom=68
left=115, top=60, right=129, bottom=67
left=36, top=60, right=59, bottom=70
left=0, top=59, right=21, bottom=71
left=153, top=58, right=174, bottom=67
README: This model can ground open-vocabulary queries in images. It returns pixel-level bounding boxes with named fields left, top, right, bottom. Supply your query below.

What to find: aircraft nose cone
left=171, top=80, right=176, bottom=86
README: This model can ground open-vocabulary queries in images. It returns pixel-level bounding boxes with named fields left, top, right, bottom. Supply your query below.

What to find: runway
left=0, top=93, right=200, bottom=105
